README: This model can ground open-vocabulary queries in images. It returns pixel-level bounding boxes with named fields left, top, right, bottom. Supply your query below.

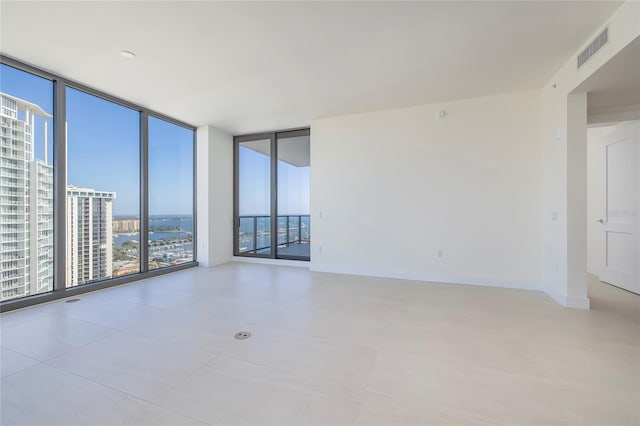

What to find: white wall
left=196, top=125, right=233, bottom=267
left=311, top=90, right=543, bottom=289
left=541, top=1, right=639, bottom=308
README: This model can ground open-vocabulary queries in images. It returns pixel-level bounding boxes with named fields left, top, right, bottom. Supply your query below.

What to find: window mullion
left=140, top=111, right=149, bottom=273
left=53, top=79, right=66, bottom=292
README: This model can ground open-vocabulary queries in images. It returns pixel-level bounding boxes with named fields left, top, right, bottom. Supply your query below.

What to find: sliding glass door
left=276, top=131, right=310, bottom=260
left=234, top=129, right=310, bottom=261
left=236, top=136, right=273, bottom=256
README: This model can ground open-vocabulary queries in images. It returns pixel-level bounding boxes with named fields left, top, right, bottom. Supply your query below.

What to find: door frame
left=233, top=131, right=274, bottom=259
left=233, top=127, right=310, bottom=261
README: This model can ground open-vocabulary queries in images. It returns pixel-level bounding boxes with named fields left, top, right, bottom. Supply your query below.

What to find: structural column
left=196, top=125, right=234, bottom=267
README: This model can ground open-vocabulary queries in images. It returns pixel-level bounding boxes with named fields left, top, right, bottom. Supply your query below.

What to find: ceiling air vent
left=577, top=27, right=608, bottom=69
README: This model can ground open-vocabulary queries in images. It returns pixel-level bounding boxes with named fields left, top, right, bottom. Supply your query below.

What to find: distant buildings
left=66, top=186, right=116, bottom=287
left=0, top=93, right=53, bottom=301
left=113, top=218, right=139, bottom=233
left=0, top=93, right=121, bottom=301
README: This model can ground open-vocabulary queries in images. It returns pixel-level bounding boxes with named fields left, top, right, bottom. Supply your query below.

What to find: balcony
left=238, top=214, right=310, bottom=258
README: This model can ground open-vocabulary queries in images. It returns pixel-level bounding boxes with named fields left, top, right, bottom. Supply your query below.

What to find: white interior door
left=599, top=121, right=640, bottom=294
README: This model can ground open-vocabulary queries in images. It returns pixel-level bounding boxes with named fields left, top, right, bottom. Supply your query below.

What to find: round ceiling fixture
left=120, top=50, right=136, bottom=59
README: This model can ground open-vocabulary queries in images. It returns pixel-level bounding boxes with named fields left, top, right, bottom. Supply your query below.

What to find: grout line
left=43, top=361, right=217, bottom=426
left=1, top=345, right=43, bottom=363
left=0, top=347, right=44, bottom=380
left=41, top=330, right=127, bottom=364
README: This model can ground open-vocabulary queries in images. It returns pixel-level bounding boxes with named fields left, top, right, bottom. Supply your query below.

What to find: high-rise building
left=0, top=93, right=53, bottom=301
left=66, top=186, right=116, bottom=287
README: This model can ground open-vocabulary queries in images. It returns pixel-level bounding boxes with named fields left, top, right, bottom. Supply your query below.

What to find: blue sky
left=2, top=64, right=193, bottom=216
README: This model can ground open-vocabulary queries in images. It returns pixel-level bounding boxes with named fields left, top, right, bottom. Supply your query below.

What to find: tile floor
left=1, top=263, right=638, bottom=425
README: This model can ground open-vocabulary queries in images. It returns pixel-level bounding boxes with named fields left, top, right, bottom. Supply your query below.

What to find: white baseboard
left=566, top=295, right=591, bottom=309
left=212, top=257, right=233, bottom=266
left=232, top=256, right=310, bottom=268
left=309, top=264, right=541, bottom=291
left=196, top=257, right=233, bottom=268
left=543, top=286, right=590, bottom=309
left=215, top=261, right=591, bottom=309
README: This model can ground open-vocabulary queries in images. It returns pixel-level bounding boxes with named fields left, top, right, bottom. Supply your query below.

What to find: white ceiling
left=581, top=36, right=640, bottom=112
left=0, top=1, right=622, bottom=134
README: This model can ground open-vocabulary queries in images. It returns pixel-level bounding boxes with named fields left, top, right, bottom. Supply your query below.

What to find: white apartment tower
left=0, top=93, right=53, bottom=301
left=66, top=186, right=115, bottom=287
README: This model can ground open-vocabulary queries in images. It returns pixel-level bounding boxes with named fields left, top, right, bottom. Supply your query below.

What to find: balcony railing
left=238, top=214, right=310, bottom=254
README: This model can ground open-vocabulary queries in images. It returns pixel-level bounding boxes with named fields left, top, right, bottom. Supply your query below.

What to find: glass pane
left=276, top=134, right=310, bottom=259
left=301, top=216, right=310, bottom=242
left=277, top=216, right=287, bottom=245
left=0, top=64, right=54, bottom=301
left=238, top=139, right=271, bottom=255
left=148, top=116, right=194, bottom=270
left=238, top=217, right=254, bottom=253
left=66, top=87, right=140, bottom=287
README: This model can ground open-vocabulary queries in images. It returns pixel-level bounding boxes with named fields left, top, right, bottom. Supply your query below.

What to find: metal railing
left=238, top=214, right=310, bottom=254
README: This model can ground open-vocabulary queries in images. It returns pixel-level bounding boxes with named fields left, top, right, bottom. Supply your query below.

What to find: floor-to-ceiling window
left=234, top=129, right=310, bottom=261
left=148, top=116, right=195, bottom=269
left=66, top=87, right=140, bottom=286
left=0, top=57, right=196, bottom=311
left=0, top=64, right=54, bottom=302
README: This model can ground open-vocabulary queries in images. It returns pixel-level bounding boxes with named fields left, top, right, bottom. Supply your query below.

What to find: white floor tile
left=0, top=348, right=40, bottom=378
left=1, top=312, right=119, bottom=361
left=1, top=363, right=207, bottom=426
left=221, top=328, right=377, bottom=385
left=149, top=356, right=361, bottom=426
left=46, top=331, right=219, bottom=401
left=34, top=295, right=174, bottom=330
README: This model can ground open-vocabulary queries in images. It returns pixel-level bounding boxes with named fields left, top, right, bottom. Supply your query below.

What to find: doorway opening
left=581, top=36, right=640, bottom=298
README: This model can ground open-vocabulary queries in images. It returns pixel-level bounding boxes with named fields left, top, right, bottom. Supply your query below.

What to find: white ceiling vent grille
left=577, top=27, right=608, bottom=69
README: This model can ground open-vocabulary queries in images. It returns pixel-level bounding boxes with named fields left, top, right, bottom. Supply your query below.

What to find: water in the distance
left=113, top=215, right=193, bottom=246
